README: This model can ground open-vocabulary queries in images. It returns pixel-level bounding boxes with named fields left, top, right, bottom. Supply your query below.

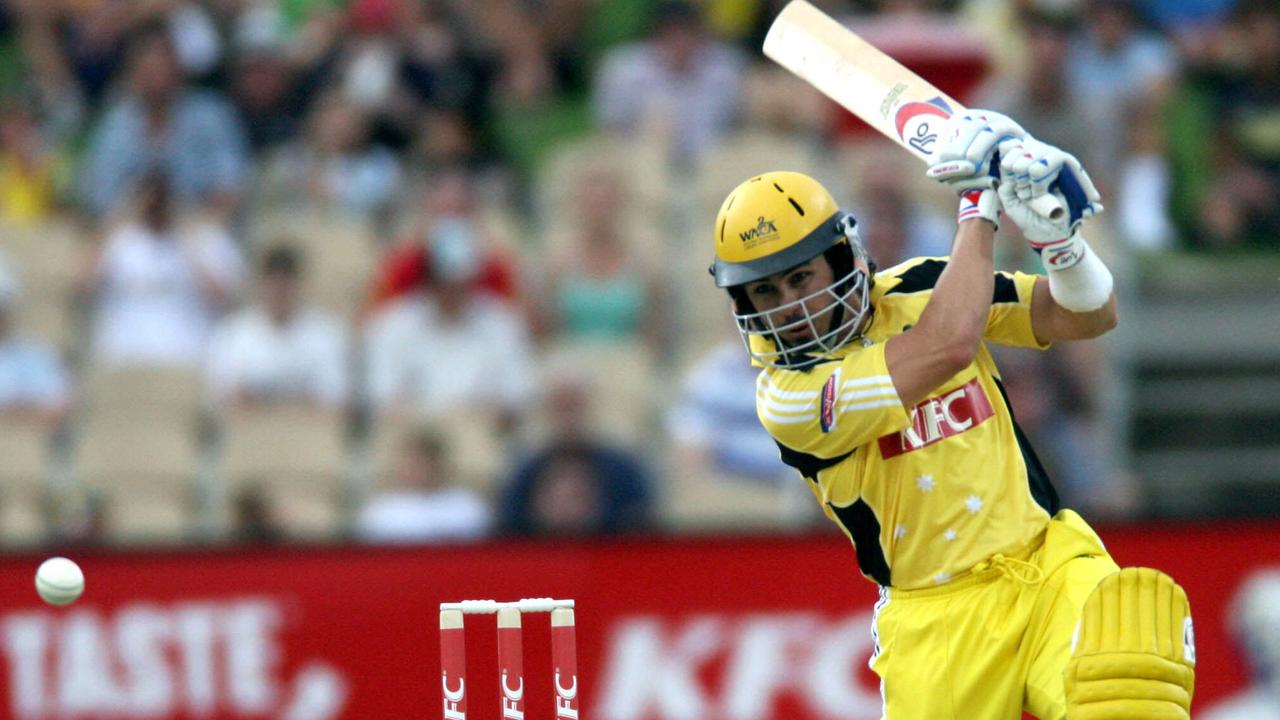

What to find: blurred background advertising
left=0, top=1, right=1277, bottom=718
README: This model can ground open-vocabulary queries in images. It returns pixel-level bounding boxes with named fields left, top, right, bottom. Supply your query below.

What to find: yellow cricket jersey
left=757, top=257, right=1059, bottom=590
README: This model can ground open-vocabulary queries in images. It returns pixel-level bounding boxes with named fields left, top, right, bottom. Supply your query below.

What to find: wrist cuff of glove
left=958, top=188, right=999, bottom=229
left=1030, top=230, right=1086, bottom=270
left=1045, top=234, right=1114, bottom=312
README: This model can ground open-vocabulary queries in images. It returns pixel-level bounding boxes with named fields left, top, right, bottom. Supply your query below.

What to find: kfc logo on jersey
left=820, top=368, right=841, bottom=433
left=878, top=378, right=994, bottom=458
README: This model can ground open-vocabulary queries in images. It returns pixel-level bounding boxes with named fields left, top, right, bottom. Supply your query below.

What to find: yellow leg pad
left=1065, top=568, right=1196, bottom=720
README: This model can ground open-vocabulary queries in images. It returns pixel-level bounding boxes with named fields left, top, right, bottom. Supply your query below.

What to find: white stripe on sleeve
left=839, top=398, right=903, bottom=412
left=759, top=408, right=816, bottom=425
left=842, top=375, right=894, bottom=389
left=840, top=387, right=899, bottom=401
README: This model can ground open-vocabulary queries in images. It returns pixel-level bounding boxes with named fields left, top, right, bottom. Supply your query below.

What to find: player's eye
left=788, top=271, right=812, bottom=287
left=751, top=283, right=777, bottom=297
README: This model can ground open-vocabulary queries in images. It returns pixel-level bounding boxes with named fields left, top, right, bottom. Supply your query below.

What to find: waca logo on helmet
left=738, top=216, right=780, bottom=249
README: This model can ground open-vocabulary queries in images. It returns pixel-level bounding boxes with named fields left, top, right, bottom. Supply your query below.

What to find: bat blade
left=763, top=0, right=959, bottom=163
left=763, top=0, right=1065, bottom=220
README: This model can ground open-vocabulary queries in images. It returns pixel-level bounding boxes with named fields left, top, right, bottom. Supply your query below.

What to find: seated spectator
left=259, top=90, right=401, bottom=217
left=0, top=100, right=66, bottom=225
left=851, top=153, right=953, bottom=266
left=86, top=171, right=244, bottom=369
left=364, top=220, right=535, bottom=423
left=205, top=244, right=348, bottom=409
left=368, top=167, right=519, bottom=311
left=594, top=0, right=745, bottom=164
left=535, top=165, right=665, bottom=348
left=535, top=164, right=665, bottom=350
left=228, top=41, right=303, bottom=153
left=668, top=339, right=790, bottom=487
left=76, top=23, right=249, bottom=219
left=500, top=375, right=653, bottom=537
left=975, top=9, right=1120, bottom=189
left=0, top=257, right=69, bottom=426
left=1069, top=0, right=1178, bottom=111
left=664, top=337, right=823, bottom=530
left=1184, top=1, right=1280, bottom=248
left=356, top=428, right=492, bottom=544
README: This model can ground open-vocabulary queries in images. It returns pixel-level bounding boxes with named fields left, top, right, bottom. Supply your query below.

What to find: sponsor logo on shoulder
left=820, top=368, right=841, bottom=433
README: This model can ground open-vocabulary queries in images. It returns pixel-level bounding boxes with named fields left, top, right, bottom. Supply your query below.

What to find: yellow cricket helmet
left=710, top=171, right=872, bottom=368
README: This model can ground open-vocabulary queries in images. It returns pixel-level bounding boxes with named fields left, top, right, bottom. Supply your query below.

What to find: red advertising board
left=0, top=521, right=1274, bottom=719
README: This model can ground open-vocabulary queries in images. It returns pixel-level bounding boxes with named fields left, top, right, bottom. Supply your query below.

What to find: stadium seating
left=73, top=366, right=203, bottom=544
left=370, top=411, right=510, bottom=499
left=1, top=218, right=87, bottom=352
left=0, top=416, right=53, bottom=545
left=219, top=405, right=349, bottom=539
left=248, top=209, right=377, bottom=319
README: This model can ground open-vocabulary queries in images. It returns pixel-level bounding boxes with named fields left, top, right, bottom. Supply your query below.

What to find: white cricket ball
left=35, top=557, right=84, bottom=606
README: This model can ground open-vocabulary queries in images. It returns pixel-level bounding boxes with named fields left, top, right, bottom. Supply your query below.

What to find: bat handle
left=1028, top=193, right=1064, bottom=221
left=1029, top=165, right=1095, bottom=224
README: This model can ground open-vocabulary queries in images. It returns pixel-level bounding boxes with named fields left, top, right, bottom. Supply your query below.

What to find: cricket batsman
left=708, top=111, right=1196, bottom=719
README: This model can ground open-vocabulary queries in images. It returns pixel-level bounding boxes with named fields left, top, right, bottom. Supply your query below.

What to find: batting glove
left=998, top=138, right=1104, bottom=269
left=926, top=110, right=1027, bottom=227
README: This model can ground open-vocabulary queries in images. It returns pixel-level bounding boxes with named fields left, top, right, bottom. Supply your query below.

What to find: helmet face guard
left=710, top=172, right=872, bottom=368
left=729, top=215, right=872, bottom=369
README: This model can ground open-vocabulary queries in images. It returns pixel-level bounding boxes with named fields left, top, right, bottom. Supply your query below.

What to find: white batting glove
left=926, top=110, right=1027, bottom=227
left=998, top=138, right=1104, bottom=270
left=998, top=138, right=1113, bottom=310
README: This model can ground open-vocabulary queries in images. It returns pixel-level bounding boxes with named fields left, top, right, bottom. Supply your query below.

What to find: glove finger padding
left=998, top=180, right=1070, bottom=244
left=961, top=115, right=1026, bottom=171
left=927, top=110, right=1026, bottom=190
left=1065, top=568, right=1195, bottom=720
left=1001, top=140, right=1105, bottom=219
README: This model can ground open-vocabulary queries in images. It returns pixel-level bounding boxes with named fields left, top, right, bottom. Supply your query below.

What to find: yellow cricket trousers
left=869, top=509, right=1121, bottom=720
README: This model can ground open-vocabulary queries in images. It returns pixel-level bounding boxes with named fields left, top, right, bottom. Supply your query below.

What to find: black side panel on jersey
left=992, top=273, right=1019, bottom=304
left=993, top=377, right=1061, bottom=515
left=884, top=259, right=947, bottom=295
left=883, top=259, right=1020, bottom=305
left=774, top=441, right=853, bottom=482
left=829, top=500, right=892, bottom=586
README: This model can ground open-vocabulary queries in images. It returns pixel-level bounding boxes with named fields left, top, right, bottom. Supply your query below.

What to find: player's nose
left=778, top=285, right=806, bottom=306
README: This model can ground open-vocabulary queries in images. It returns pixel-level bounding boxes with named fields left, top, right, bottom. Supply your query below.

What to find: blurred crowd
left=0, top=0, right=1275, bottom=549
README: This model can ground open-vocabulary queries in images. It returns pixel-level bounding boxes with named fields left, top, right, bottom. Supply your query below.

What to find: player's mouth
left=781, top=321, right=812, bottom=341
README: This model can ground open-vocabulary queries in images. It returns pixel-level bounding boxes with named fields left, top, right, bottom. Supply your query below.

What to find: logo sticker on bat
left=894, top=97, right=953, bottom=157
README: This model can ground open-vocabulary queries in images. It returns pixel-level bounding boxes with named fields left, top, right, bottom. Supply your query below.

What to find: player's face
left=742, top=256, right=837, bottom=343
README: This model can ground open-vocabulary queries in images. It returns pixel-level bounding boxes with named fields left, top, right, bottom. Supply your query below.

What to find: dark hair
left=651, top=1, right=703, bottom=33
left=261, top=245, right=301, bottom=276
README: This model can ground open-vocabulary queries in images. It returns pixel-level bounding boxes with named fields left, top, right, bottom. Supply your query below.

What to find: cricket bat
left=763, top=0, right=1067, bottom=220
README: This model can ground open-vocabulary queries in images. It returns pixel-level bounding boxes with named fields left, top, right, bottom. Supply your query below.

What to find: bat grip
left=1028, top=165, right=1094, bottom=224
left=1028, top=194, right=1064, bottom=221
